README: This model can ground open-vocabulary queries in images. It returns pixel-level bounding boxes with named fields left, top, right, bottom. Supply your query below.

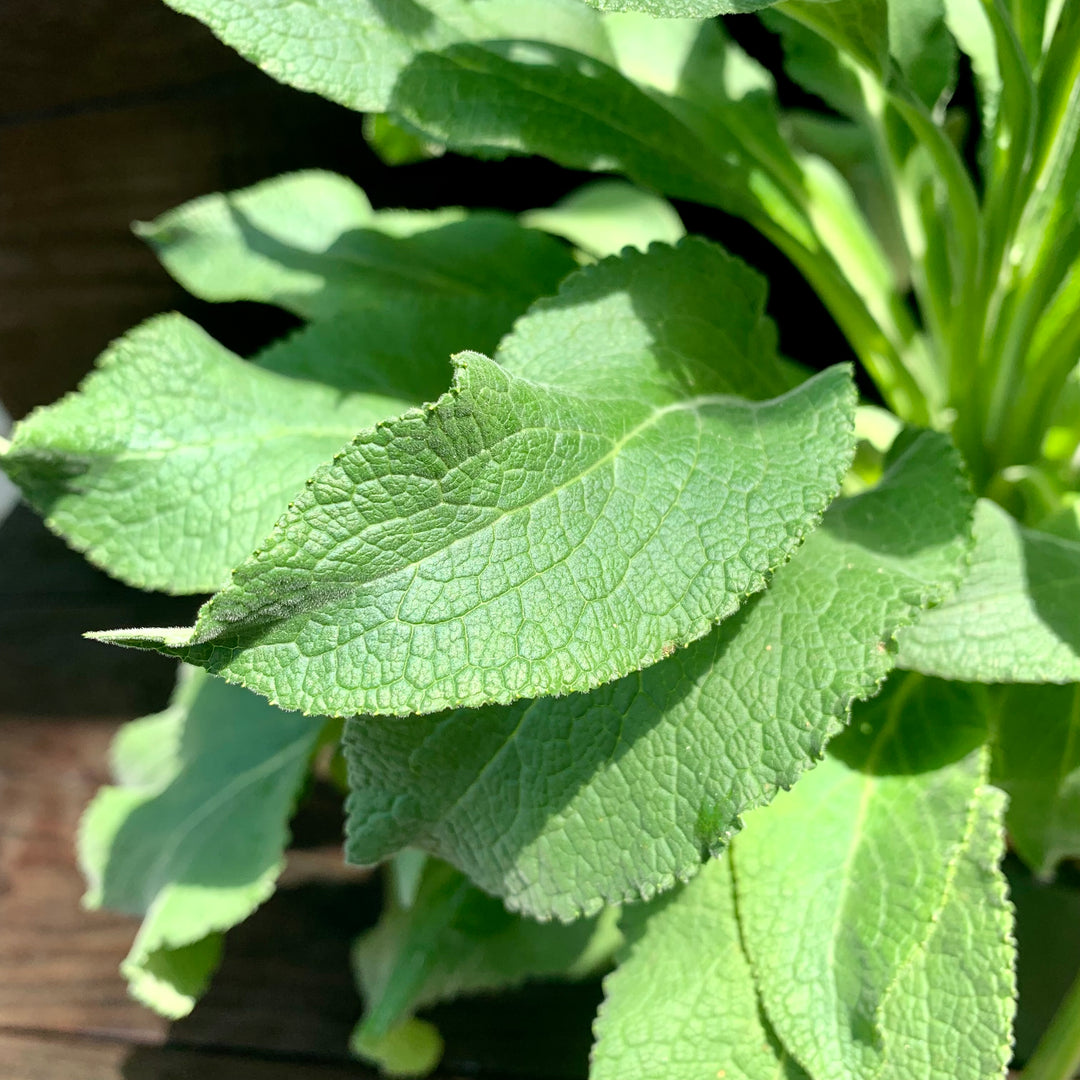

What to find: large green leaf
left=0, top=314, right=413, bottom=594
left=591, top=855, right=809, bottom=1080
left=137, top=170, right=576, bottom=324
left=734, top=672, right=1013, bottom=1080
left=78, top=668, right=322, bottom=1018
left=992, top=682, right=1080, bottom=878
left=162, top=0, right=612, bottom=114
left=353, top=857, right=619, bottom=1076
left=93, top=242, right=856, bottom=719
left=343, top=429, right=971, bottom=918
left=897, top=498, right=1080, bottom=683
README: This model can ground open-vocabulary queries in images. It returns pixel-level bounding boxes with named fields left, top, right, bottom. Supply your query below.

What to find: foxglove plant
left=5, top=1, right=1080, bottom=1077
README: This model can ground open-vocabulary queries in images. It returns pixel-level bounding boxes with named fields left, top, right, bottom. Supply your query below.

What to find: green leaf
left=582, top=0, right=790, bottom=14
left=521, top=180, right=685, bottom=258
left=343, top=429, right=972, bottom=918
left=760, top=9, right=867, bottom=118
left=352, top=858, right=620, bottom=1076
left=592, top=855, right=809, bottom=1080
left=386, top=41, right=750, bottom=212
left=734, top=672, right=1013, bottom=1080
left=887, top=0, right=957, bottom=108
left=161, top=0, right=612, bottom=114
left=943, top=0, right=1001, bottom=160
left=992, top=682, right=1080, bottom=878
left=779, top=0, right=890, bottom=77
left=364, top=113, right=444, bottom=167
left=136, top=170, right=576, bottom=323
left=0, top=314, right=410, bottom=594
left=78, top=667, right=322, bottom=1018
left=93, top=241, right=856, bottom=718
left=897, top=498, right=1080, bottom=683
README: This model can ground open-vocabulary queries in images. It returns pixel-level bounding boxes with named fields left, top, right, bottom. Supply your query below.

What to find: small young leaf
left=897, top=498, right=1080, bottom=683
left=364, top=113, right=444, bottom=167
left=521, top=180, right=685, bottom=258
left=733, top=672, right=1012, bottom=1080
left=93, top=241, right=856, bottom=718
left=0, top=315, right=408, bottom=594
left=137, top=170, right=576, bottom=323
left=992, top=682, right=1080, bottom=878
left=78, top=668, right=322, bottom=1018
left=343, top=430, right=972, bottom=918
left=591, top=855, right=808, bottom=1080
left=353, top=857, right=619, bottom=1078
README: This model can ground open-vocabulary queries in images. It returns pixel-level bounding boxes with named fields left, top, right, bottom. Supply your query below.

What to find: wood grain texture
left=0, top=717, right=166, bottom=1042
left=0, top=1032, right=380, bottom=1080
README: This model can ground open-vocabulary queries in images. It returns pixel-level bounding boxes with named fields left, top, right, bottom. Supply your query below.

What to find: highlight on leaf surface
left=78, top=667, right=323, bottom=1018
left=91, top=240, right=858, bottom=719
left=344, top=428, right=973, bottom=919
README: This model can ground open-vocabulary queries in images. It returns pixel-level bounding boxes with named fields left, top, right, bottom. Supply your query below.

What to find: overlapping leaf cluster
left=6, top=0, right=1080, bottom=1076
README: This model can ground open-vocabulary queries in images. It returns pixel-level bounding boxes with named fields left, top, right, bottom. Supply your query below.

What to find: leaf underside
left=78, top=668, right=321, bottom=1017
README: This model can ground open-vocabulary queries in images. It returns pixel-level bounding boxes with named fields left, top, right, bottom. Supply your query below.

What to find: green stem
left=1023, top=962, right=1080, bottom=1080
left=759, top=216, right=929, bottom=425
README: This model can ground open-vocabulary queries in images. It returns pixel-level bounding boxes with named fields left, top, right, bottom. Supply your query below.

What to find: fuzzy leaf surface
left=897, top=498, right=1080, bottom=683
left=0, top=315, right=409, bottom=594
left=992, top=682, right=1080, bottom=878
left=95, top=242, right=856, bottom=718
left=353, top=858, right=619, bottom=1073
left=734, top=672, right=1013, bottom=1080
left=581, top=0, right=790, bottom=15
left=344, top=430, right=972, bottom=918
left=161, top=0, right=612, bottom=114
left=591, top=855, right=809, bottom=1080
left=138, top=170, right=575, bottom=324
left=78, top=668, right=321, bottom=1017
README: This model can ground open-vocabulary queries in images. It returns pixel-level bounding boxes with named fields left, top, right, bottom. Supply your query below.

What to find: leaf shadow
left=1023, top=527, right=1080, bottom=664
left=95, top=675, right=321, bottom=912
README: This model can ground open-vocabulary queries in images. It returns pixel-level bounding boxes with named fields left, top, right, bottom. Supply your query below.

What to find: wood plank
left=0, top=1032, right=379, bottom=1080
left=0, top=717, right=165, bottom=1042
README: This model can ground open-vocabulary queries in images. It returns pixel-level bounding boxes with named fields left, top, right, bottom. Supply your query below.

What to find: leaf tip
left=86, top=625, right=194, bottom=651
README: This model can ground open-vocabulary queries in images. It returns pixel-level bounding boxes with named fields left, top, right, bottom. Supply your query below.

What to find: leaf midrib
left=208, top=388, right=761, bottom=634
left=136, top=729, right=316, bottom=904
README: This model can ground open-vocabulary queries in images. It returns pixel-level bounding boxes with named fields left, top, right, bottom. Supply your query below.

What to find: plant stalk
left=1023, top=962, right=1080, bottom=1080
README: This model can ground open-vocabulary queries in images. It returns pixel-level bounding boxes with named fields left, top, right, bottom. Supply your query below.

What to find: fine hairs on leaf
left=89, top=241, right=858, bottom=719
